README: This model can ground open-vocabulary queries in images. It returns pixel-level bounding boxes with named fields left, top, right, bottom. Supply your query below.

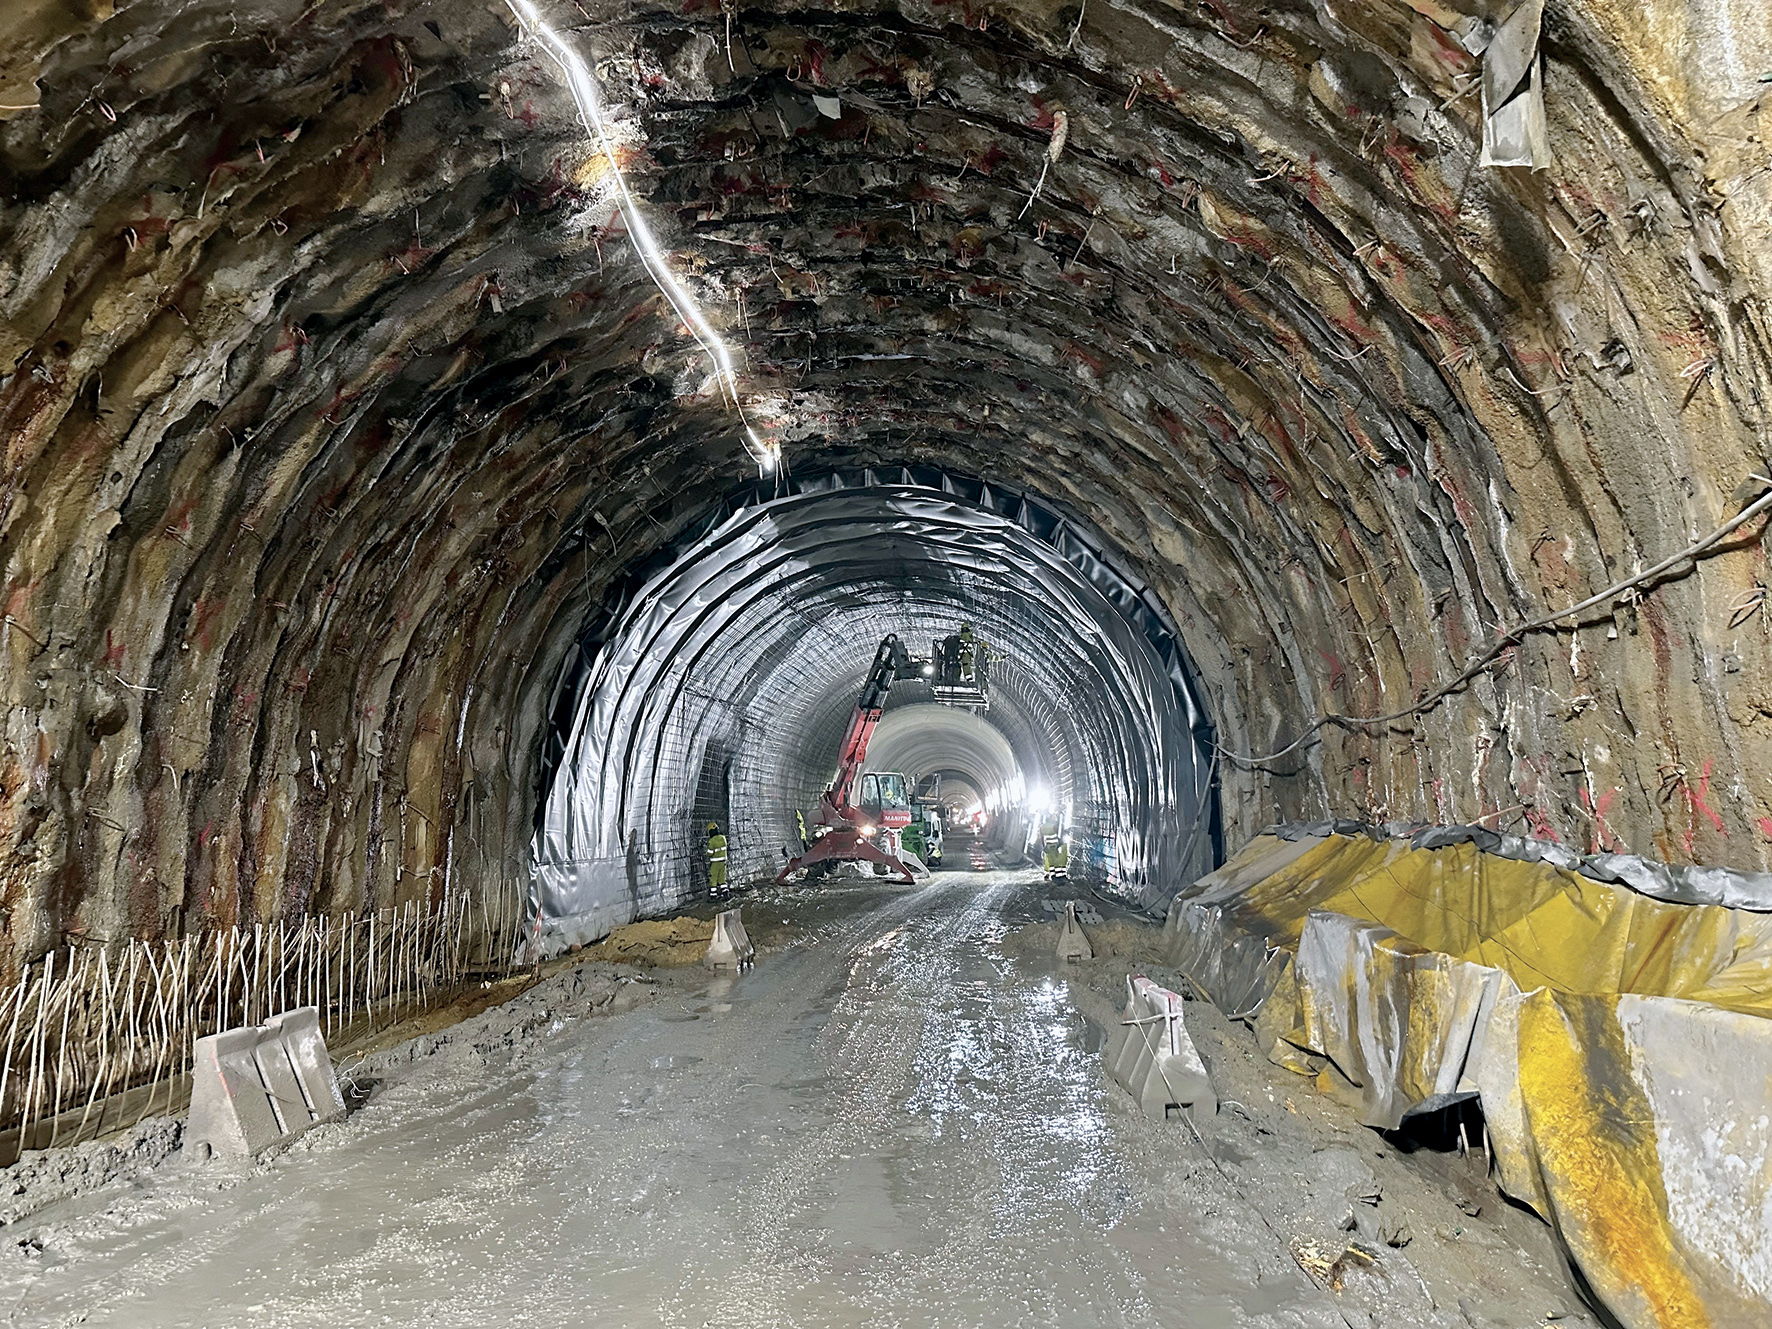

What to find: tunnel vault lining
left=5, top=0, right=1772, bottom=1043
left=531, top=474, right=1218, bottom=952
left=862, top=704, right=1020, bottom=803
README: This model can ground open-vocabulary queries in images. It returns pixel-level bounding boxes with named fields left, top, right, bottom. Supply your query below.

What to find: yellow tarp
left=1169, top=834, right=1772, bottom=1329
left=1191, top=834, right=1772, bottom=1016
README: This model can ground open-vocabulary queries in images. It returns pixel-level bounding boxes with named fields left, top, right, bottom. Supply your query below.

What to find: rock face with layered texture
left=3, top=0, right=1772, bottom=970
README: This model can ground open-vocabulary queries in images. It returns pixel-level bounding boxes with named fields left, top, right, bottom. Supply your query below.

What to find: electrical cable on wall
left=1221, top=481, right=1772, bottom=770
left=505, top=0, right=780, bottom=476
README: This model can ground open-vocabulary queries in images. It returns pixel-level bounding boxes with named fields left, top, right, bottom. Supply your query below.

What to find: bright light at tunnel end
left=504, top=0, right=779, bottom=479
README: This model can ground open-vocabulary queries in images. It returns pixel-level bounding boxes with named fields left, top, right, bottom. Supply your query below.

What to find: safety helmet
left=707, top=821, right=719, bottom=833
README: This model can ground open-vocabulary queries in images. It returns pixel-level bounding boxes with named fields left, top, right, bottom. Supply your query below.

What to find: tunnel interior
left=3, top=0, right=1772, bottom=959
left=3, top=0, right=1772, bottom=963
left=5, top=0, right=1772, bottom=1321
left=532, top=470, right=1217, bottom=951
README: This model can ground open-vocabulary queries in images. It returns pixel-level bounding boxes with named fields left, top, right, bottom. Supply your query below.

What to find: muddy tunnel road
left=4, top=874, right=1421, bottom=1328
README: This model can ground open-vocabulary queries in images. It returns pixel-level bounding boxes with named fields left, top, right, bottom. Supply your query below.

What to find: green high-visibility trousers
left=707, top=832, right=728, bottom=891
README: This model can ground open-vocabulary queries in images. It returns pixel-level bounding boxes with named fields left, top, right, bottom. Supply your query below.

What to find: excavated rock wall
left=2, top=0, right=1770, bottom=969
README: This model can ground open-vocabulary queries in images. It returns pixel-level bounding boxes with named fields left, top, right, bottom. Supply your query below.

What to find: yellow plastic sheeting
left=1191, top=834, right=1772, bottom=1017
left=1171, top=834, right=1772, bottom=1329
left=1504, top=990, right=1772, bottom=1327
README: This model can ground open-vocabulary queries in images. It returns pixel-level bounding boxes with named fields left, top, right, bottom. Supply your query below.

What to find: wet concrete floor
left=2, top=870, right=1367, bottom=1327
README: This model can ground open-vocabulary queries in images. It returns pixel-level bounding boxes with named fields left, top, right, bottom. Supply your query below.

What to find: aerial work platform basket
left=929, top=625, right=990, bottom=710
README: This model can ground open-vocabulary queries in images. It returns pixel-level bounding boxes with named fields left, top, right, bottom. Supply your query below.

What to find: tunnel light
left=921, top=663, right=934, bottom=676
left=751, top=429, right=783, bottom=474
left=505, top=0, right=777, bottom=477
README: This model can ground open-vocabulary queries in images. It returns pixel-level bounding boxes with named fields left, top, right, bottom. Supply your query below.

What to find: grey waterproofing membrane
left=1479, top=0, right=1551, bottom=168
left=530, top=478, right=1218, bottom=954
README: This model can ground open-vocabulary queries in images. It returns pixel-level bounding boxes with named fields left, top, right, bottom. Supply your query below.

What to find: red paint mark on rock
left=1580, top=785, right=1621, bottom=852
left=1525, top=805, right=1563, bottom=843
left=1686, top=759, right=1726, bottom=835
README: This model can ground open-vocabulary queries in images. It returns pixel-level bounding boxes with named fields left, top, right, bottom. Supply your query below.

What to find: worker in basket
left=1042, top=821, right=1069, bottom=880
left=706, top=821, right=729, bottom=899
left=957, top=622, right=977, bottom=681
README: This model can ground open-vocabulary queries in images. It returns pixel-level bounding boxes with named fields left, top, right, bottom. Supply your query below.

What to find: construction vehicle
left=776, top=635, right=921, bottom=884
left=922, top=805, right=945, bottom=867
left=902, top=802, right=943, bottom=869
left=905, top=775, right=945, bottom=869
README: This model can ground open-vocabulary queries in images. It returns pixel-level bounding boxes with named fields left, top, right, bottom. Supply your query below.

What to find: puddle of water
left=1079, top=1014, right=1110, bottom=1054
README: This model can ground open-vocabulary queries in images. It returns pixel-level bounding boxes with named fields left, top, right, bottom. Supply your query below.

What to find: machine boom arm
left=824, top=634, right=911, bottom=821
left=778, top=633, right=922, bottom=886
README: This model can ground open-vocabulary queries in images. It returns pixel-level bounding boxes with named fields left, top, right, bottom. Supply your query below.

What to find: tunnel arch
left=862, top=704, right=1022, bottom=808
left=12, top=15, right=1772, bottom=1302
left=932, top=774, right=983, bottom=817
left=2, top=0, right=1770, bottom=970
left=530, top=471, right=1217, bottom=950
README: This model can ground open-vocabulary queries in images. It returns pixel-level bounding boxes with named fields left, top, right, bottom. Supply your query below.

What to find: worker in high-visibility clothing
left=957, top=623, right=977, bottom=681
left=706, top=821, right=729, bottom=898
left=1041, top=821, right=1069, bottom=879
left=795, top=809, right=808, bottom=852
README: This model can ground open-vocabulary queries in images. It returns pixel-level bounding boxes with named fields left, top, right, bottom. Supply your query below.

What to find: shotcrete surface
left=0, top=869, right=1584, bottom=1327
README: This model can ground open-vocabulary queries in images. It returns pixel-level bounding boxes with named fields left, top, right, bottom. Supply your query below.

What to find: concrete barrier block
left=703, top=907, right=755, bottom=972
left=187, top=1006, right=347, bottom=1159
left=1057, top=902, right=1094, bottom=962
left=1104, top=976, right=1216, bottom=1119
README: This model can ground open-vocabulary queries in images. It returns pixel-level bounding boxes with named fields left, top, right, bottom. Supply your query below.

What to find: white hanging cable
left=505, top=0, right=779, bottom=474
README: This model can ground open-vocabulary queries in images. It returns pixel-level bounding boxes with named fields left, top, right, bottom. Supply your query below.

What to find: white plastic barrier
left=1056, top=902, right=1093, bottom=962
left=1103, top=976, right=1216, bottom=1119
left=703, top=907, right=755, bottom=972
left=187, top=1006, right=347, bottom=1158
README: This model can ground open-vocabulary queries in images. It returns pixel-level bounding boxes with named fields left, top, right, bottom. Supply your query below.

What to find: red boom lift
left=776, top=635, right=920, bottom=884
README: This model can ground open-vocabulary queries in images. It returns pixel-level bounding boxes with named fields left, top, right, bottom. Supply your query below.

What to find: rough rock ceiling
left=2, top=0, right=1771, bottom=963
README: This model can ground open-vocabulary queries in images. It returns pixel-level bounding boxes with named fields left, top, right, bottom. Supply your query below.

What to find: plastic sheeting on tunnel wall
left=530, top=474, right=1218, bottom=954
left=1165, top=832, right=1772, bottom=1329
